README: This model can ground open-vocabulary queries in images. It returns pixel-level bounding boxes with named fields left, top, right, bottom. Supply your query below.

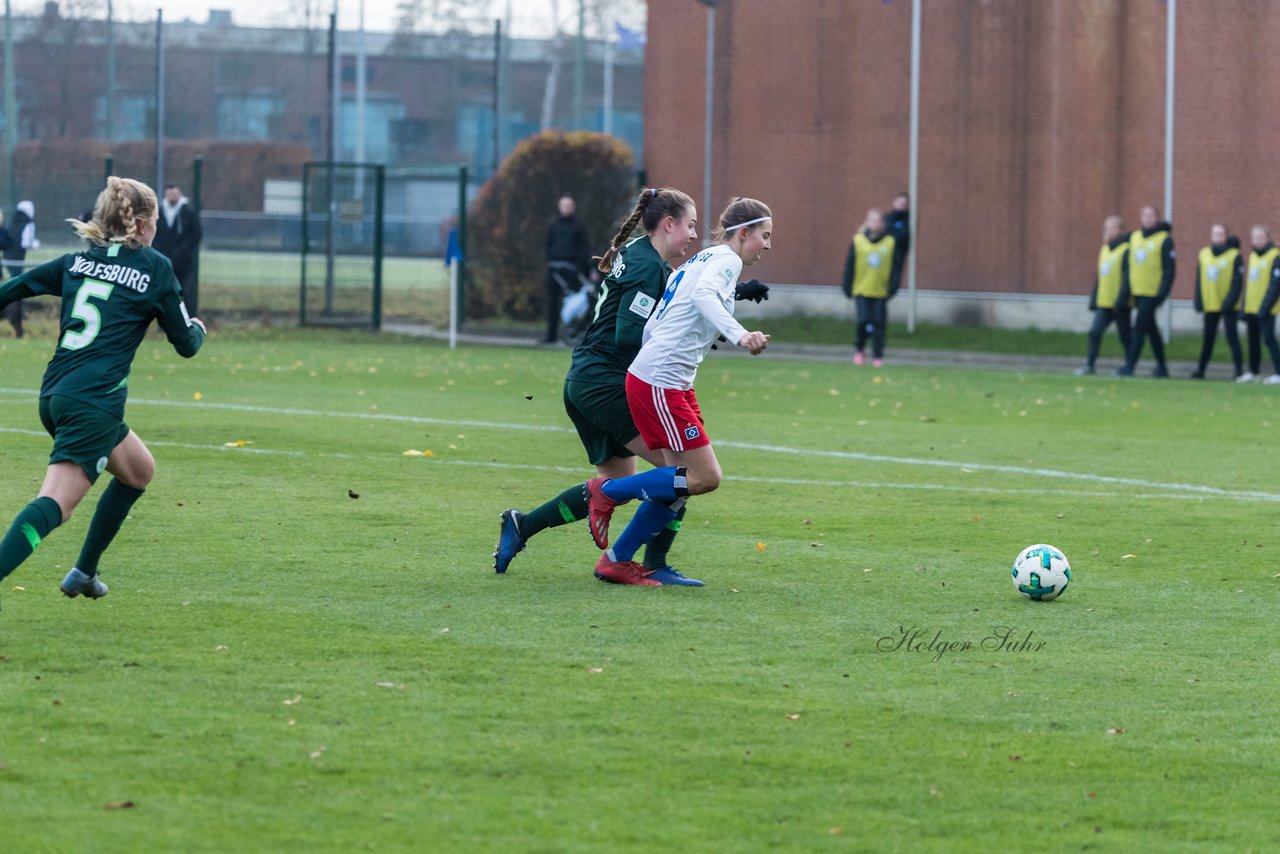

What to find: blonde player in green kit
left=0, top=177, right=205, bottom=607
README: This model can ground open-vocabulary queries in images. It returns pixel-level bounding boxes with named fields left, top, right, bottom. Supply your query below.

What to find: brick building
left=643, top=0, right=1280, bottom=330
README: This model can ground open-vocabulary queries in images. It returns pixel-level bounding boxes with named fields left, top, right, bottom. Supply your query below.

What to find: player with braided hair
left=584, top=197, right=772, bottom=584
left=0, top=176, right=205, bottom=607
left=495, top=186, right=730, bottom=585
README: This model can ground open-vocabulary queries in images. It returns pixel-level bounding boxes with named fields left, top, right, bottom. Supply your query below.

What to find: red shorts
left=625, top=373, right=711, bottom=452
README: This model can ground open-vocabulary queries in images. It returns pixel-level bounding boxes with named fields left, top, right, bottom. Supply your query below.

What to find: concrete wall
left=645, top=0, right=1280, bottom=326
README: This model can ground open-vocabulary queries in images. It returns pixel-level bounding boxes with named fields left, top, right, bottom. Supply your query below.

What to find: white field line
left=2, top=388, right=1277, bottom=502
left=0, top=426, right=1255, bottom=503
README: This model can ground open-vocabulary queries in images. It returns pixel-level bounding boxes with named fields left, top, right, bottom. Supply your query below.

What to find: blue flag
left=614, top=22, right=645, bottom=52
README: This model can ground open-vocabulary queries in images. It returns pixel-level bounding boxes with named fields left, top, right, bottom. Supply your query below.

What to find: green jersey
left=566, top=235, right=671, bottom=386
left=0, top=243, right=205, bottom=416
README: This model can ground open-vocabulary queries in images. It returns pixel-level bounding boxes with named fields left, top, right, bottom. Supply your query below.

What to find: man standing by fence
left=543, top=193, right=592, bottom=344
left=153, top=183, right=203, bottom=315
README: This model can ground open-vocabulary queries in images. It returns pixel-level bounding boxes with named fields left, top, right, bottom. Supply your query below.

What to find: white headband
left=724, top=215, right=770, bottom=232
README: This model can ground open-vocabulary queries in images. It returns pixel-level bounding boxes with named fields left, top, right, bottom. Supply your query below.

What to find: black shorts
left=39, top=396, right=130, bottom=484
left=563, top=379, right=639, bottom=466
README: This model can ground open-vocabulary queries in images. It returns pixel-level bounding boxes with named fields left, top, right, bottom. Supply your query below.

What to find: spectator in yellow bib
left=1243, top=224, right=1280, bottom=383
left=1115, top=205, right=1174, bottom=377
left=841, top=208, right=901, bottom=367
left=1190, top=223, right=1244, bottom=380
left=1075, top=215, right=1131, bottom=375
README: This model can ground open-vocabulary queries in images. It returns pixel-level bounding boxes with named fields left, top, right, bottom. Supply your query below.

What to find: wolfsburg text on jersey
left=69, top=255, right=151, bottom=293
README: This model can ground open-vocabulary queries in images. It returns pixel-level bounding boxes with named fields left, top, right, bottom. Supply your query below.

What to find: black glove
left=735, top=279, right=770, bottom=303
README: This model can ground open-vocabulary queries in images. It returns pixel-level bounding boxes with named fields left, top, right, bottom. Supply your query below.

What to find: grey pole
left=106, top=0, right=114, bottom=142
left=355, top=0, right=366, bottom=164
left=907, top=0, right=921, bottom=334
left=493, top=19, right=501, bottom=175
left=155, top=8, right=164, bottom=193
left=702, top=5, right=714, bottom=246
left=1163, top=0, right=1176, bottom=340
left=4, top=0, right=16, bottom=208
left=325, top=9, right=337, bottom=314
left=574, top=0, right=585, bottom=128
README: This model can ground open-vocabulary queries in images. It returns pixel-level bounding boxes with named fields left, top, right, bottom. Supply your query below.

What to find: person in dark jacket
left=1190, top=223, right=1244, bottom=380
left=1115, top=204, right=1175, bottom=377
left=543, top=194, right=593, bottom=344
left=3, top=201, right=38, bottom=337
left=884, top=191, right=911, bottom=267
left=152, top=184, right=203, bottom=315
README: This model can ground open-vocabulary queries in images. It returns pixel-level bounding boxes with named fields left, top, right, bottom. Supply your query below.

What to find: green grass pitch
left=0, top=328, right=1278, bottom=852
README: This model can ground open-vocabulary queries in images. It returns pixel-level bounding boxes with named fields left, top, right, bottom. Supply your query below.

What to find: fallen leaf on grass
left=1121, top=554, right=1137, bottom=560
left=347, top=490, right=360, bottom=499
left=828, top=826, right=844, bottom=835
left=756, top=542, right=766, bottom=552
left=809, top=542, right=824, bottom=548
left=282, top=695, right=302, bottom=706
left=439, top=628, right=450, bottom=634
left=524, top=395, right=534, bottom=400
left=213, top=645, right=228, bottom=652
left=104, top=801, right=135, bottom=810
left=1106, top=728, right=1125, bottom=735
left=309, top=747, right=325, bottom=760
left=401, top=449, right=425, bottom=456
left=11, top=586, right=23, bottom=592
left=374, top=681, right=403, bottom=689
left=863, top=568, right=873, bottom=573
left=1009, top=755, right=1021, bottom=762
left=587, top=667, right=604, bottom=674
left=222, top=440, right=250, bottom=448
left=728, top=588, right=740, bottom=593
left=786, top=713, right=801, bottom=721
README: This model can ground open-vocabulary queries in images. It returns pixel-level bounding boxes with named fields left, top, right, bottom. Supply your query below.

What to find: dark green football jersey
left=565, top=235, right=671, bottom=386
left=0, top=242, right=205, bottom=416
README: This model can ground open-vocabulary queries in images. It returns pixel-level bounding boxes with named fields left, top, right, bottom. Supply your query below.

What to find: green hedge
left=466, top=131, right=637, bottom=321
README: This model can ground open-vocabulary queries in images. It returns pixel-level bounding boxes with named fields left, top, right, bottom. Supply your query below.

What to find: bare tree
left=540, top=0, right=565, bottom=131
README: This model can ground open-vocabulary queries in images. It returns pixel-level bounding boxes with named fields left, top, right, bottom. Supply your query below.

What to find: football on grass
left=1011, top=544, right=1071, bottom=601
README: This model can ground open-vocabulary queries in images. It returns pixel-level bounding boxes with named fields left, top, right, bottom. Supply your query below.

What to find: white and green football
left=1011, top=544, right=1071, bottom=601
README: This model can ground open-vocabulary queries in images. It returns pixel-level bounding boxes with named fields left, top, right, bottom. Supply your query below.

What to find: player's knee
left=686, top=466, right=721, bottom=495
left=124, top=453, right=156, bottom=489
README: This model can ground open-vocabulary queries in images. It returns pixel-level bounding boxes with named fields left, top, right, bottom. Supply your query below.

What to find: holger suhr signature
left=876, top=625, right=1047, bottom=663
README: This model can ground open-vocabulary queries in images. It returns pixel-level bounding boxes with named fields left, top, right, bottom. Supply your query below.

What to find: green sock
left=643, top=503, right=686, bottom=570
left=520, top=482, right=590, bottom=539
left=0, top=497, right=63, bottom=582
left=75, top=480, right=145, bottom=576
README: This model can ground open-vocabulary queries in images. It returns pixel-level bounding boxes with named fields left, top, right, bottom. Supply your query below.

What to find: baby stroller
left=550, top=261, right=597, bottom=347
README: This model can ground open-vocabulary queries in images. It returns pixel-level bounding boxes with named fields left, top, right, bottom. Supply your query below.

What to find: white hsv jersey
left=628, top=244, right=749, bottom=390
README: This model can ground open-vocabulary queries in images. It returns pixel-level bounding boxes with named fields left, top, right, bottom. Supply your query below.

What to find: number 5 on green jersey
left=60, top=280, right=115, bottom=351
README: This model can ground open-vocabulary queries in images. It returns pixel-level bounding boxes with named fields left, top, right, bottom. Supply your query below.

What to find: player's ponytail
left=69, top=176, right=158, bottom=249
left=712, top=197, right=772, bottom=243
left=597, top=187, right=696, bottom=274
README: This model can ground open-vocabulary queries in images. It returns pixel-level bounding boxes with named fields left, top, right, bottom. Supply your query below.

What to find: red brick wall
left=644, top=0, right=1280, bottom=300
